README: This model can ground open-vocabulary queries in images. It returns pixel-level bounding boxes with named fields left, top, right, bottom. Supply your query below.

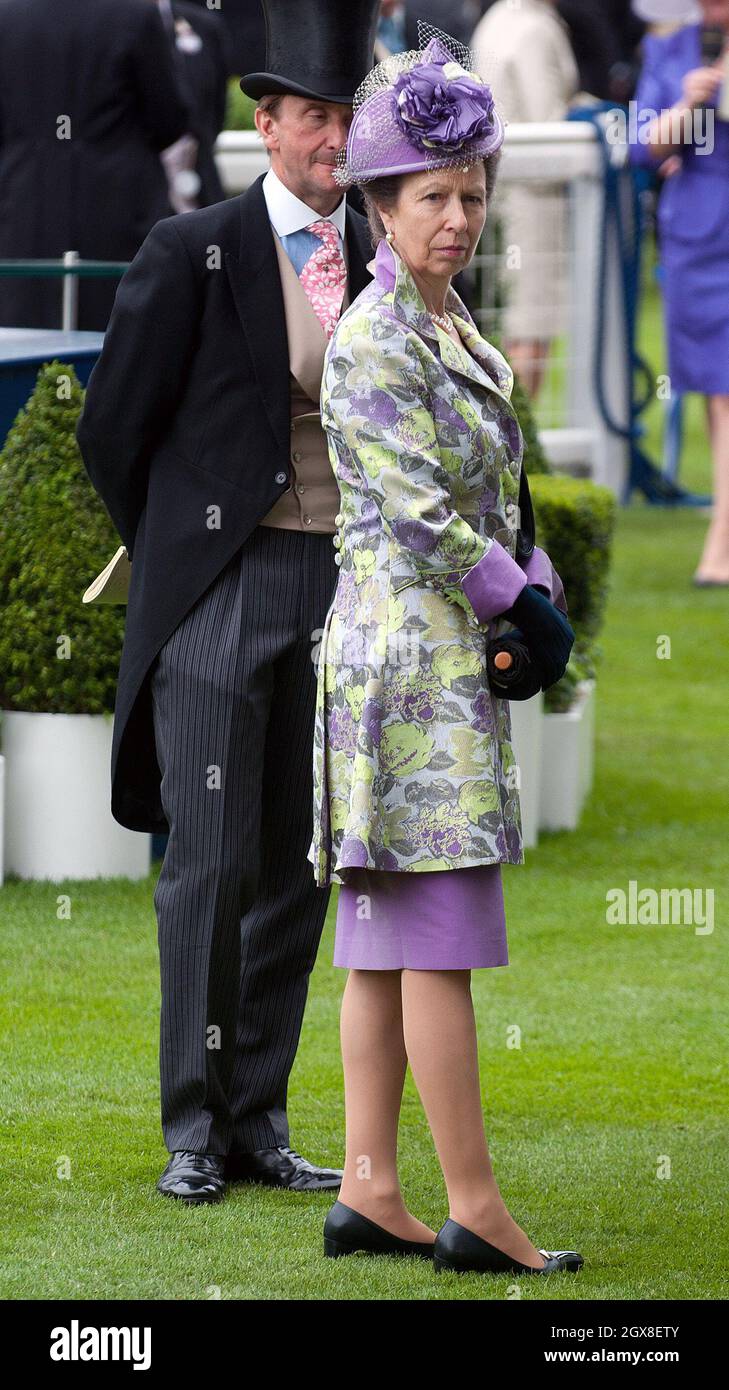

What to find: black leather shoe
left=224, top=1145, right=342, bottom=1191
left=156, top=1151, right=226, bottom=1204
left=323, top=1201, right=435, bottom=1259
left=433, top=1218, right=584, bottom=1276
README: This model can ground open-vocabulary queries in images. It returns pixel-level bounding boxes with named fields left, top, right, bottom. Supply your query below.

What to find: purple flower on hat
left=392, top=59, right=497, bottom=154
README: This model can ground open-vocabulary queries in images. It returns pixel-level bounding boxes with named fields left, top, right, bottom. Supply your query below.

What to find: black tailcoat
left=76, top=175, right=373, bottom=832
left=0, top=0, right=189, bottom=330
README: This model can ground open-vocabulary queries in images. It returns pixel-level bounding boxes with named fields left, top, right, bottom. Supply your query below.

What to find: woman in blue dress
left=631, top=1, right=729, bottom=584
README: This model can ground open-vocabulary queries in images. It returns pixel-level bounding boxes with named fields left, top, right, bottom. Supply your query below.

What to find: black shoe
left=433, top=1218, right=584, bottom=1276
left=224, top=1145, right=343, bottom=1191
left=323, top=1201, right=436, bottom=1260
left=156, top=1151, right=227, bottom=1204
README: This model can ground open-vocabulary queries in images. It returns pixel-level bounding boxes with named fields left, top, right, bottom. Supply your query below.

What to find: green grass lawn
left=1, top=500, right=727, bottom=1301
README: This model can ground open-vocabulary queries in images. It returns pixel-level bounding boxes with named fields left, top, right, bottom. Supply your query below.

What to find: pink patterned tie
left=298, top=219, right=347, bottom=338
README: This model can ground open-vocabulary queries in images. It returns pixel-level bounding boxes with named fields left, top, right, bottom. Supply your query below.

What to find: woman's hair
left=360, top=153, right=502, bottom=249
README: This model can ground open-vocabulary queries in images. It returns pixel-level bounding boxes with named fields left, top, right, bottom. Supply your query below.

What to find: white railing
left=215, top=123, right=629, bottom=497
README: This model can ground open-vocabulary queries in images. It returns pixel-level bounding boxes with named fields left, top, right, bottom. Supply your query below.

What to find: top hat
left=240, top=0, right=381, bottom=105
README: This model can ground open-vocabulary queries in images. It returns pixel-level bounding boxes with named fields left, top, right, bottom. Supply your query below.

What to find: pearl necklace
left=430, top=309, right=454, bottom=333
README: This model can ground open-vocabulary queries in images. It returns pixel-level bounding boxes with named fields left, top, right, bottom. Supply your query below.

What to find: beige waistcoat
left=258, top=228, right=350, bottom=533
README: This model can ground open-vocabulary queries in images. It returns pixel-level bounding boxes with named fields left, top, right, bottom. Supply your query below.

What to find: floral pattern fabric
left=298, top=219, right=347, bottom=338
left=307, top=238, right=528, bottom=887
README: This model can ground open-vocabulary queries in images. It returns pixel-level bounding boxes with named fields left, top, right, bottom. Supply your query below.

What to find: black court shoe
left=323, top=1201, right=435, bottom=1260
left=433, top=1218, right=584, bottom=1276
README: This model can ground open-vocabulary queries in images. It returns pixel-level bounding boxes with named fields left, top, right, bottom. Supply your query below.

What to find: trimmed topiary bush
left=530, top=473, right=617, bottom=711
left=0, top=360, right=125, bottom=716
left=224, top=80, right=258, bottom=131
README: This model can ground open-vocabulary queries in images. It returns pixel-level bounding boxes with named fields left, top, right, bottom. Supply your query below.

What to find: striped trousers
left=149, top=525, right=337, bottom=1154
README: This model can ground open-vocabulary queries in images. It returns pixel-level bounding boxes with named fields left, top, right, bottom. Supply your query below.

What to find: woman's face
left=379, top=165, right=488, bottom=284
left=700, top=0, right=729, bottom=29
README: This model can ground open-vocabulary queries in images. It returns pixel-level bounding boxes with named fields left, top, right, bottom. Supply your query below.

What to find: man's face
left=255, top=96, right=353, bottom=208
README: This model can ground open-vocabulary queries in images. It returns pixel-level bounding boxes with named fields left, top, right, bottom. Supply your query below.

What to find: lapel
left=224, top=176, right=375, bottom=449
left=225, top=175, right=290, bottom=452
left=371, top=238, right=516, bottom=406
left=271, top=229, right=328, bottom=402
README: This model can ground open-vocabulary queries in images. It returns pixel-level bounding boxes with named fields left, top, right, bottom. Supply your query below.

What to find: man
left=158, top=0, right=233, bottom=210
left=0, top=0, right=188, bottom=330
left=76, top=0, right=380, bottom=1203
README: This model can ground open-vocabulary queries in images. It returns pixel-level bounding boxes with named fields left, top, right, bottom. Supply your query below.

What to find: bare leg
left=337, top=968, right=436, bottom=1243
left=694, top=394, right=729, bottom=581
left=401, top=968, right=547, bottom=1269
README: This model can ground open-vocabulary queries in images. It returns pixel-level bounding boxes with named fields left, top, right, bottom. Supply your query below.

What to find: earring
left=386, top=230, right=394, bottom=244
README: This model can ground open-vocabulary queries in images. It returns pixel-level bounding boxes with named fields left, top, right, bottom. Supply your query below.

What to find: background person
left=630, top=0, right=729, bottom=584
left=471, top=0, right=580, bottom=398
left=0, top=0, right=188, bottom=330
left=157, top=0, right=233, bottom=212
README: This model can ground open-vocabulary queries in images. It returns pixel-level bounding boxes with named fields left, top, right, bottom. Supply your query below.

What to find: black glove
left=499, top=584, right=575, bottom=691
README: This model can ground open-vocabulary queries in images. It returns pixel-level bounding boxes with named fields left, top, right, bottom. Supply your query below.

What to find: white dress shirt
left=262, top=167, right=347, bottom=273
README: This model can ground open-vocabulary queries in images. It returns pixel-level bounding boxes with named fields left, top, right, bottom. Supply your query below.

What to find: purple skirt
left=333, top=864, right=509, bottom=971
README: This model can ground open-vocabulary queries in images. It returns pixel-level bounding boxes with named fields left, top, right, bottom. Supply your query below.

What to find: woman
left=630, top=0, right=729, bottom=584
left=307, top=30, right=583, bottom=1277
left=471, top=0, right=580, bottom=398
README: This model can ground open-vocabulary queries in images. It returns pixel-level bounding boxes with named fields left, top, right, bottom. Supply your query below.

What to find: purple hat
left=334, top=24, right=504, bottom=187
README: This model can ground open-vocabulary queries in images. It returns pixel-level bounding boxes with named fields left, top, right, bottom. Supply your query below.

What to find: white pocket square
left=82, top=545, right=131, bottom=605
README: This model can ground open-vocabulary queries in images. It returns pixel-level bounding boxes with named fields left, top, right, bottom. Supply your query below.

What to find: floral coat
left=307, top=238, right=566, bottom=887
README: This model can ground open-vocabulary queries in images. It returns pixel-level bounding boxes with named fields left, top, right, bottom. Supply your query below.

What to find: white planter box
left=1, top=711, right=151, bottom=882
left=507, top=691, right=544, bottom=849
left=539, top=680, right=596, bottom=832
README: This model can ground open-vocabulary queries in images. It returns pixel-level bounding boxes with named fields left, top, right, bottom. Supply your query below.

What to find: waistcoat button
left=274, top=471, right=287, bottom=484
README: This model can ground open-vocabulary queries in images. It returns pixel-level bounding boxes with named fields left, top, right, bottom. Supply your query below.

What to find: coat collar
left=370, top=238, right=516, bottom=403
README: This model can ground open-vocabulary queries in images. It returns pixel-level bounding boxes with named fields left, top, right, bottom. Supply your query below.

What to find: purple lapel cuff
left=461, top=540, right=528, bottom=623
left=460, top=541, right=569, bottom=623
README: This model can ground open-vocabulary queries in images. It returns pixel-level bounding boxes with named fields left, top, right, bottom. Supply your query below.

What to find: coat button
left=274, top=471, right=287, bottom=484
left=292, top=451, right=302, bottom=462
left=296, top=483, right=305, bottom=494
